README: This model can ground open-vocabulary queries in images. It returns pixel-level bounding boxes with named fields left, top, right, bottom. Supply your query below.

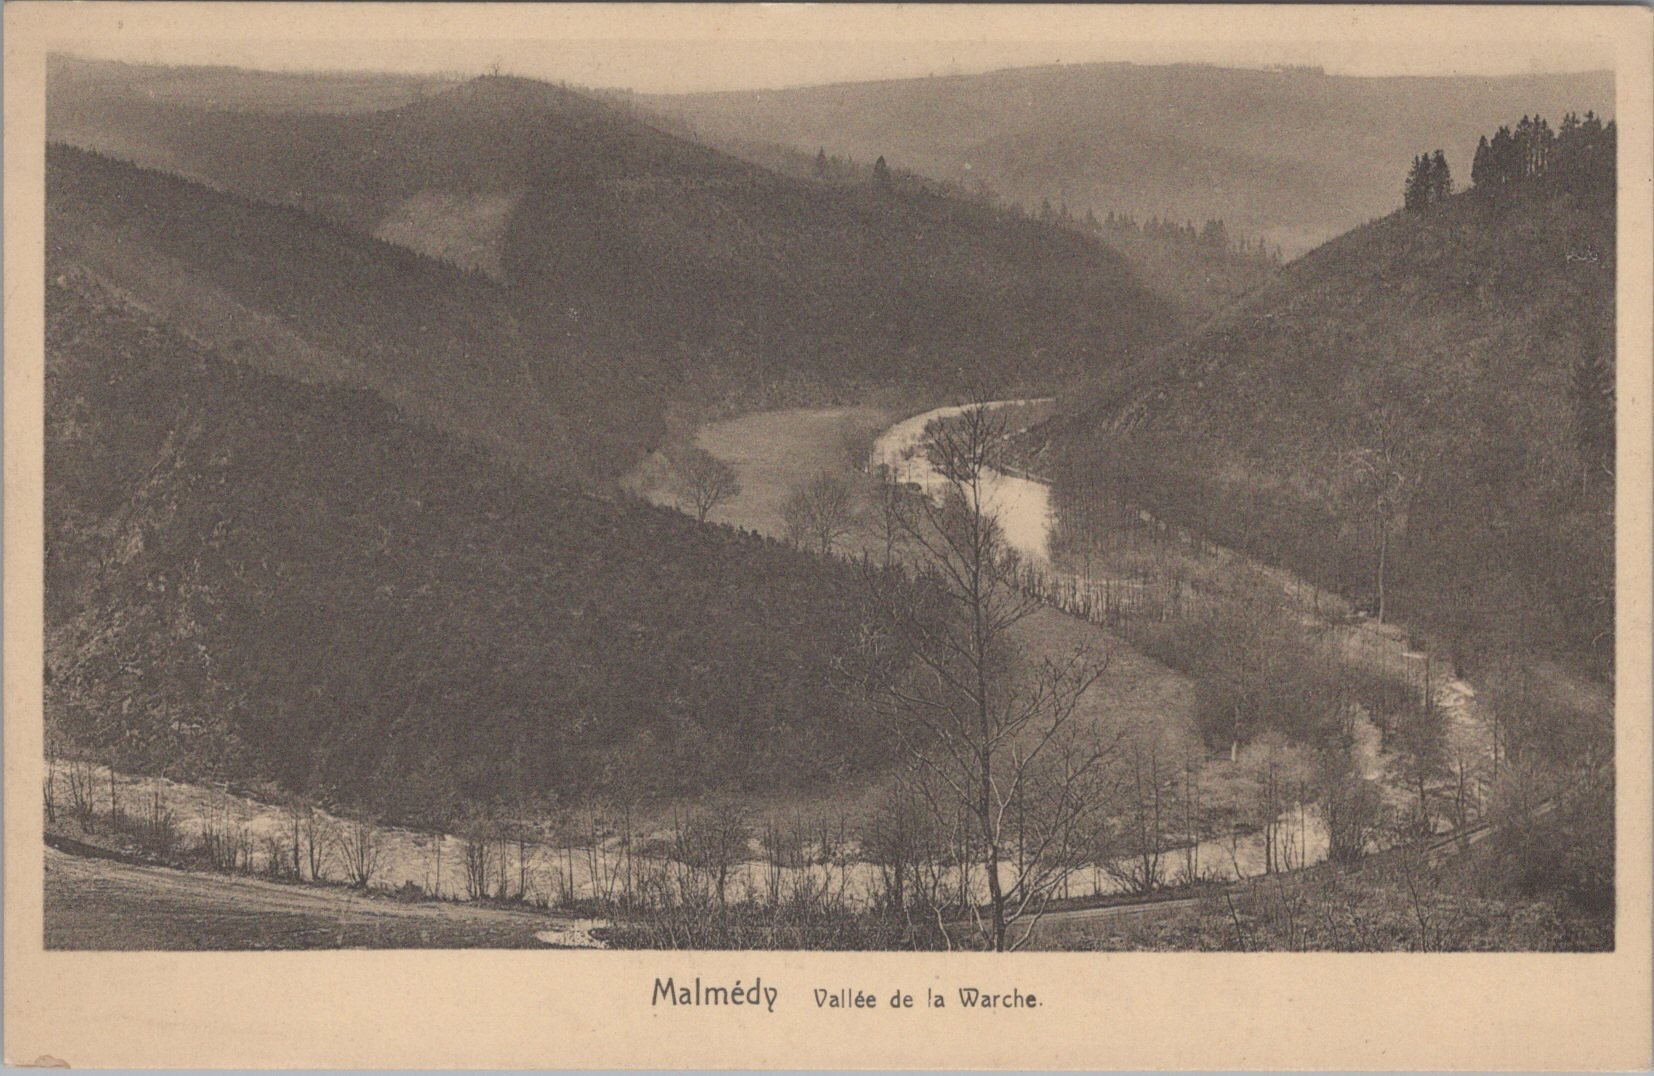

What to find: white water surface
left=869, top=400, right=1056, bottom=563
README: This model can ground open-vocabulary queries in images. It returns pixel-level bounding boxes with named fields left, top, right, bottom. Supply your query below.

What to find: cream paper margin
left=4, top=4, right=1650, bottom=1069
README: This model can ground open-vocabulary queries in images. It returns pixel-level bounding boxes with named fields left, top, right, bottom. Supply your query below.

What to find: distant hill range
left=1036, top=113, right=1616, bottom=685
left=48, top=56, right=1181, bottom=419
left=644, top=62, right=1614, bottom=256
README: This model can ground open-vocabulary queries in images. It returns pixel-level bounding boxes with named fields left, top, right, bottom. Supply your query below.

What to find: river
left=869, top=399, right=1057, bottom=563
left=63, top=400, right=1471, bottom=928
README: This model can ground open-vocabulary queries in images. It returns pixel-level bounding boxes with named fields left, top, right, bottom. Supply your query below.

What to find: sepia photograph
left=5, top=2, right=1651, bottom=1069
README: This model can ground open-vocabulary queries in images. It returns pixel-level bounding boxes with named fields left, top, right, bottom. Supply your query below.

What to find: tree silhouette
left=670, top=444, right=741, bottom=523
left=1403, top=155, right=1429, bottom=210
left=1429, top=150, right=1453, bottom=202
left=1404, top=151, right=1451, bottom=210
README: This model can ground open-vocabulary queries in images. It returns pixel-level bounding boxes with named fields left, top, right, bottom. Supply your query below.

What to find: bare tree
left=673, top=802, right=751, bottom=908
left=856, top=404, right=1115, bottom=950
left=758, top=813, right=808, bottom=907
left=334, top=816, right=385, bottom=889
left=859, top=777, right=937, bottom=922
left=1239, top=732, right=1316, bottom=874
left=1105, top=724, right=1178, bottom=894
left=780, top=472, right=858, bottom=555
left=301, top=804, right=333, bottom=882
left=1339, top=407, right=1416, bottom=624
left=1318, top=749, right=1384, bottom=864
left=461, top=815, right=500, bottom=900
left=1388, top=700, right=1451, bottom=837
left=864, top=471, right=919, bottom=567
left=1185, top=585, right=1298, bottom=763
left=670, top=444, right=741, bottom=523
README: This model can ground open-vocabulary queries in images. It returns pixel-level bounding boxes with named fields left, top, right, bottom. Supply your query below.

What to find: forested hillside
left=1040, top=115, right=1616, bottom=689
left=661, top=132, right=1284, bottom=324
left=650, top=63, right=1613, bottom=256
left=48, top=146, right=661, bottom=486
left=45, top=270, right=898, bottom=826
left=50, top=61, right=1179, bottom=402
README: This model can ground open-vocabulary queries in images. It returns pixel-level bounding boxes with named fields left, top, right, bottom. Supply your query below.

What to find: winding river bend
left=58, top=400, right=1534, bottom=930
left=869, top=399, right=1058, bottom=563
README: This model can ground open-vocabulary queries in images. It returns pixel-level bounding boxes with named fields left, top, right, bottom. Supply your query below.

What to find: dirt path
left=44, top=846, right=607, bottom=950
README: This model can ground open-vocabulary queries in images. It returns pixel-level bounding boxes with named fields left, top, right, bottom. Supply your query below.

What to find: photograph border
left=6, top=4, right=1651, bottom=1069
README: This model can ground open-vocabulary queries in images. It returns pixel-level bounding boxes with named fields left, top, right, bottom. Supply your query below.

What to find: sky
left=57, top=5, right=1615, bottom=95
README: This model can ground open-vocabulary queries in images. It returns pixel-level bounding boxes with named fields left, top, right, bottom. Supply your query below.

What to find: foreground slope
left=1039, top=137, right=1615, bottom=691
left=45, top=846, right=591, bottom=950
left=652, top=63, right=1613, bottom=255
left=50, top=61, right=1179, bottom=398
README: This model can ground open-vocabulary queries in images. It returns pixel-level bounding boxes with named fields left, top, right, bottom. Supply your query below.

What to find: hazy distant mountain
left=647, top=63, right=1614, bottom=256
left=49, top=59, right=1181, bottom=403
left=48, top=53, right=456, bottom=112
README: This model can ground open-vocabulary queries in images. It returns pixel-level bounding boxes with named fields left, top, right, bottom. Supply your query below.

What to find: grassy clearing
left=692, top=405, right=892, bottom=532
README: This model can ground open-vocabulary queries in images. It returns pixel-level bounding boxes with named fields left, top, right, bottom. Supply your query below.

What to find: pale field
left=693, top=404, right=893, bottom=533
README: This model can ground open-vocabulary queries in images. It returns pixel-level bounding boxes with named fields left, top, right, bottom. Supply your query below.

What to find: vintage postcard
left=5, top=2, right=1651, bottom=1069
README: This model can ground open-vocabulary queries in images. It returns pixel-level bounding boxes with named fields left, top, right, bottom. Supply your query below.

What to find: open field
left=623, top=404, right=893, bottom=531
left=44, top=844, right=603, bottom=950
left=695, top=405, right=890, bottom=532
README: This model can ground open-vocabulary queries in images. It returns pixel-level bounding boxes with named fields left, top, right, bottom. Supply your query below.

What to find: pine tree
left=1429, top=150, right=1453, bottom=202
left=872, top=155, right=890, bottom=187
left=814, top=147, right=829, bottom=179
left=1515, top=115, right=1535, bottom=178
left=1403, top=154, right=1428, bottom=210
left=1489, top=126, right=1515, bottom=186
left=1471, top=135, right=1491, bottom=189
left=1535, top=116, right=1555, bottom=175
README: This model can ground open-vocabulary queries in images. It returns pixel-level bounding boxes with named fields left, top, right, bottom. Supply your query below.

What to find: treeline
left=700, top=135, right=1279, bottom=274
left=1472, top=111, right=1616, bottom=191
left=1098, top=211, right=1281, bottom=264
left=1404, top=111, right=1615, bottom=213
